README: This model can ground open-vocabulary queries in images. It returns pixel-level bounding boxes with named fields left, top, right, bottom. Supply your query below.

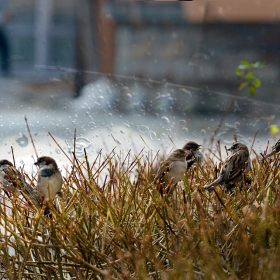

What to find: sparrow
left=204, top=142, right=251, bottom=192
left=154, top=149, right=192, bottom=195
left=34, top=156, right=63, bottom=202
left=182, top=141, right=204, bottom=166
left=261, top=139, right=280, bottom=162
left=0, top=159, right=41, bottom=207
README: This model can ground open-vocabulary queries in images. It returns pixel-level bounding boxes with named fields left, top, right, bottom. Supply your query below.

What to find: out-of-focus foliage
left=235, top=61, right=266, bottom=96
left=270, top=124, right=279, bottom=136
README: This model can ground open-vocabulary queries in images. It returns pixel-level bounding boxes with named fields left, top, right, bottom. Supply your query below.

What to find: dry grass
left=0, top=138, right=280, bottom=280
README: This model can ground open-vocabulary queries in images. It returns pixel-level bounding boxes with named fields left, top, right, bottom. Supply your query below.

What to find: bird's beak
left=34, top=161, right=38, bottom=165
left=198, top=145, right=202, bottom=150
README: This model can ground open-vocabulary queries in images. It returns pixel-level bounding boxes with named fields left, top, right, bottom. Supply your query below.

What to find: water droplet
left=138, top=125, right=149, bottom=133
left=201, top=129, right=206, bottom=135
left=149, top=130, right=156, bottom=140
left=15, top=133, right=28, bottom=147
left=162, top=116, right=170, bottom=123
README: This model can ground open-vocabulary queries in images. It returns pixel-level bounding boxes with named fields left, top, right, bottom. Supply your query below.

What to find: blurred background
left=0, top=0, right=280, bottom=170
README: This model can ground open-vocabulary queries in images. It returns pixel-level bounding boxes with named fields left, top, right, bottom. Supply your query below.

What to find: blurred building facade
left=4, top=0, right=280, bottom=117
left=6, top=0, right=76, bottom=79
left=100, top=1, right=280, bottom=101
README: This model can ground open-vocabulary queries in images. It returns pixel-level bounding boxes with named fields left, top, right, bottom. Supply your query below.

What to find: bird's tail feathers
left=203, top=178, right=221, bottom=192
left=19, top=178, right=42, bottom=208
left=261, top=151, right=276, bottom=162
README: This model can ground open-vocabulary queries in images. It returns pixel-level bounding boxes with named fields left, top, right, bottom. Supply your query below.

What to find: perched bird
left=154, top=149, right=192, bottom=195
left=204, top=142, right=251, bottom=192
left=0, top=159, right=41, bottom=207
left=261, top=139, right=280, bottom=162
left=34, top=156, right=63, bottom=202
left=182, top=141, right=204, bottom=166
